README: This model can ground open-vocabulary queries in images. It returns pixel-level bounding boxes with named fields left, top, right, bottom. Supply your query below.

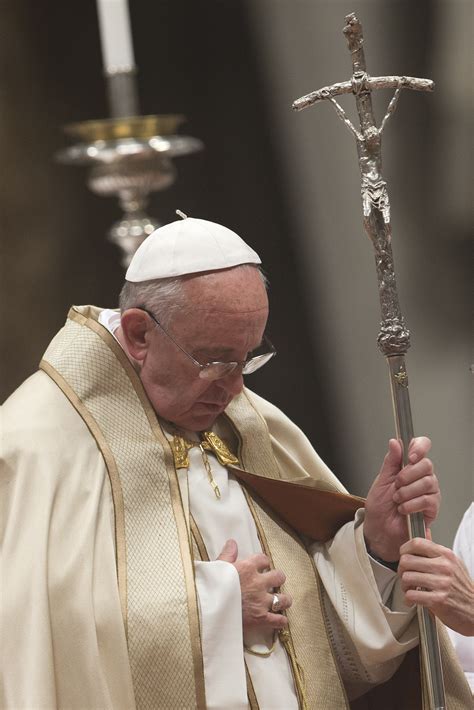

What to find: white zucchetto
left=125, top=215, right=261, bottom=282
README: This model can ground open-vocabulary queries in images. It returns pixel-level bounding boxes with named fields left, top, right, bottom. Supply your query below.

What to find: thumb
left=216, top=539, right=238, bottom=563
left=379, top=438, right=403, bottom=481
left=426, top=527, right=433, bottom=542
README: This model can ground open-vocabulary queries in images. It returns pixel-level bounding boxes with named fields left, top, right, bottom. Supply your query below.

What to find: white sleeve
left=310, top=509, right=419, bottom=699
left=194, top=560, right=248, bottom=710
left=446, top=504, right=474, bottom=692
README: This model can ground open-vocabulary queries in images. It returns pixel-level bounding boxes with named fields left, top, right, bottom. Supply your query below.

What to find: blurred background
left=0, top=0, right=471, bottom=546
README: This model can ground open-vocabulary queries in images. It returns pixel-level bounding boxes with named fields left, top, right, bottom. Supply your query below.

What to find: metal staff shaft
left=388, top=355, right=445, bottom=710
left=293, top=13, right=445, bottom=709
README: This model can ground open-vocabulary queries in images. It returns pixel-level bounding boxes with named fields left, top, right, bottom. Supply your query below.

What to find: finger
left=265, top=612, right=289, bottom=630
left=267, top=592, right=293, bottom=613
left=378, top=438, right=403, bottom=481
left=399, top=537, right=444, bottom=558
left=278, top=593, right=293, bottom=611
left=404, top=588, right=444, bottom=609
left=400, top=571, right=448, bottom=593
left=395, top=458, right=435, bottom=488
left=407, top=436, right=432, bottom=464
left=396, top=493, right=440, bottom=518
left=216, top=539, right=238, bottom=563
left=394, top=473, right=437, bottom=503
left=399, top=553, right=443, bottom=574
left=249, top=554, right=271, bottom=572
left=261, top=568, right=286, bottom=588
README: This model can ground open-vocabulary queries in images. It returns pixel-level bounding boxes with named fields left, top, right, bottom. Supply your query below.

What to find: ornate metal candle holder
left=56, top=112, right=203, bottom=266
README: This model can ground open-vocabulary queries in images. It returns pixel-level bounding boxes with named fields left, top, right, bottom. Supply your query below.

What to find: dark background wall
left=1, top=0, right=471, bottom=544
left=0, top=0, right=337, bottom=464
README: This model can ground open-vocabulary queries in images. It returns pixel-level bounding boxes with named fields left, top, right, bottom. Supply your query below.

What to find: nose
left=217, top=370, right=244, bottom=397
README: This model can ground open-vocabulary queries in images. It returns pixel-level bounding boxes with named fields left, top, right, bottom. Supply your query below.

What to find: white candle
left=97, top=0, right=135, bottom=74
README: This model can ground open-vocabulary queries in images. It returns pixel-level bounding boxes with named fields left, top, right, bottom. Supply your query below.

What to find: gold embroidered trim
left=244, top=632, right=278, bottom=657
left=190, top=515, right=261, bottom=709
left=170, top=431, right=239, bottom=500
left=242, top=487, right=308, bottom=709
left=170, top=430, right=240, bottom=499
left=202, top=430, right=240, bottom=466
left=190, top=516, right=209, bottom=562
left=225, top=390, right=282, bottom=480
left=170, top=433, right=191, bottom=469
left=308, top=552, right=349, bottom=707
left=60, top=307, right=207, bottom=709
left=245, top=664, right=260, bottom=710
left=171, top=430, right=239, bottom=470
left=279, top=629, right=308, bottom=710
left=39, top=358, right=129, bottom=632
left=171, top=435, right=222, bottom=499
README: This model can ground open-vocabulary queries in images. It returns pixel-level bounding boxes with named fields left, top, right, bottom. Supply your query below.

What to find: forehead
left=182, top=266, right=268, bottom=314
left=170, top=267, right=269, bottom=349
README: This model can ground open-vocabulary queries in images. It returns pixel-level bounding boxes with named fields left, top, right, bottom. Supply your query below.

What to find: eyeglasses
left=138, top=307, right=276, bottom=381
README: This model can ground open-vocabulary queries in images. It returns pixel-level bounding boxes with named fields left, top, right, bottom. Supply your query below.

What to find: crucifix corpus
left=293, top=13, right=446, bottom=710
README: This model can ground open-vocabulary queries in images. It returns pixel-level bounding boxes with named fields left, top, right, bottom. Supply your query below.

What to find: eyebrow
left=192, top=347, right=239, bottom=359
left=192, top=338, right=265, bottom=361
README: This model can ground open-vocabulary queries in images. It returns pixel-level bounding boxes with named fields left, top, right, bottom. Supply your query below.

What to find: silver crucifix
left=293, top=13, right=445, bottom=710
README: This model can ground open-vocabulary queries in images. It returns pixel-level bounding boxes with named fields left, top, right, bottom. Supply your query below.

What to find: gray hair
left=119, top=264, right=268, bottom=329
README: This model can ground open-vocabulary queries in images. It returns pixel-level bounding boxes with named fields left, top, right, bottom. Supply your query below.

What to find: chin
left=176, top=409, right=222, bottom=432
left=184, top=415, right=219, bottom=432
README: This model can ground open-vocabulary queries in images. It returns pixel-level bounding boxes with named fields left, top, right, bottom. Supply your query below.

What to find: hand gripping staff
left=293, top=13, right=445, bottom=710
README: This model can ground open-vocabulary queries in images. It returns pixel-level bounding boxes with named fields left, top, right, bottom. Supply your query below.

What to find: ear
left=120, top=309, right=153, bottom=362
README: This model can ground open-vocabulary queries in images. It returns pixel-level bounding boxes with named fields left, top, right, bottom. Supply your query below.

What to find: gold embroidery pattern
left=171, top=434, right=190, bottom=469
left=42, top=315, right=203, bottom=710
left=170, top=431, right=239, bottom=469
left=243, top=488, right=349, bottom=709
left=170, top=431, right=240, bottom=500
left=202, top=430, right=240, bottom=466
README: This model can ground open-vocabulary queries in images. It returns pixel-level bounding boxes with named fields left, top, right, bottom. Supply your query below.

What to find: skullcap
left=125, top=214, right=261, bottom=282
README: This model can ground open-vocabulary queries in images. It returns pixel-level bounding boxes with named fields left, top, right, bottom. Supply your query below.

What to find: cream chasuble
left=1, top=305, right=472, bottom=710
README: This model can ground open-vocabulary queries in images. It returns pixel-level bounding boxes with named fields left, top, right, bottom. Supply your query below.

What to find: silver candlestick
left=56, top=70, right=203, bottom=267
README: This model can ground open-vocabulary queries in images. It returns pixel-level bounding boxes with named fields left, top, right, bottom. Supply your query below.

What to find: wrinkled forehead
left=182, top=266, right=269, bottom=314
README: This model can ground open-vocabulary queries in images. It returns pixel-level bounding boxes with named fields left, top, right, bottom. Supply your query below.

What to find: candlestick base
left=56, top=114, right=203, bottom=265
left=109, top=212, right=160, bottom=268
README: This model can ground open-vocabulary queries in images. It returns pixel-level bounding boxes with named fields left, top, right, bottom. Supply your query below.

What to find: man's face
left=136, top=267, right=269, bottom=431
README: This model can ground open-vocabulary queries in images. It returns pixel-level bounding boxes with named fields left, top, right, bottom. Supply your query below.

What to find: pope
left=1, top=215, right=471, bottom=709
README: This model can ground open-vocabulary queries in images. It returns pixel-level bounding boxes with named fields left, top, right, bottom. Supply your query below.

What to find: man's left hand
left=398, top=536, right=474, bottom=636
left=363, top=437, right=440, bottom=562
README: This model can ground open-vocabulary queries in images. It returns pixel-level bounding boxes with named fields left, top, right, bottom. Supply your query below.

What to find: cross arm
left=293, top=75, right=434, bottom=112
